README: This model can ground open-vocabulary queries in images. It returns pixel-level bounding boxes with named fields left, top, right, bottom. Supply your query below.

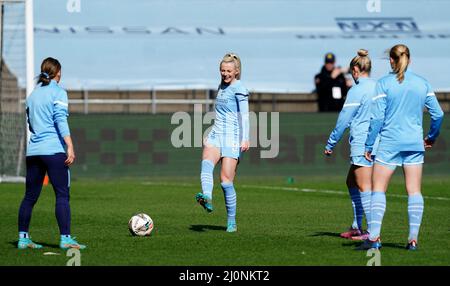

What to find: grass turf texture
left=0, top=175, right=449, bottom=266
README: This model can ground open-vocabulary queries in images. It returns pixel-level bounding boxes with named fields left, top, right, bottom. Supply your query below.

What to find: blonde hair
left=220, top=52, right=242, bottom=80
left=350, top=49, right=371, bottom=74
left=390, top=44, right=410, bottom=83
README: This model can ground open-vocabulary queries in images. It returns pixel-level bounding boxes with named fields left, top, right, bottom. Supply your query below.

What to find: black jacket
left=314, top=66, right=349, bottom=112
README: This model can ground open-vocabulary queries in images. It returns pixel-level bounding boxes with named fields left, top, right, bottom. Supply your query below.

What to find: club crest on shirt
left=216, top=90, right=228, bottom=104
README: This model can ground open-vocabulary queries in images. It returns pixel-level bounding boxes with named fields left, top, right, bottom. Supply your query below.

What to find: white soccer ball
left=128, top=213, right=154, bottom=236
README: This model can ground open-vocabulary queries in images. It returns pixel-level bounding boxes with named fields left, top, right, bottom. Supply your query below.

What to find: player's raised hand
left=424, top=137, right=434, bottom=149
left=240, top=141, right=250, bottom=152
left=324, top=149, right=333, bottom=156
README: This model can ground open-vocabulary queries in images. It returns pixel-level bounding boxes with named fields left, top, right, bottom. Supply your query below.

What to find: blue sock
left=200, top=160, right=214, bottom=200
left=348, top=187, right=363, bottom=230
left=19, top=231, right=29, bottom=239
left=408, top=193, right=424, bottom=242
left=221, top=181, right=236, bottom=225
left=360, top=190, right=372, bottom=231
left=369, top=191, right=386, bottom=241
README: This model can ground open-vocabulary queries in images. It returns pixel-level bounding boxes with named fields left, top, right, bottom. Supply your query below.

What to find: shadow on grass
left=189, top=225, right=227, bottom=232
left=342, top=241, right=407, bottom=250
left=8, top=241, right=60, bottom=249
left=310, top=232, right=407, bottom=250
left=309, top=231, right=342, bottom=238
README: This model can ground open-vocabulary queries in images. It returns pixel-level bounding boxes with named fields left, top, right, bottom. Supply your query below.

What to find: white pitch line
left=142, top=182, right=194, bottom=187
left=242, top=184, right=450, bottom=201
left=141, top=182, right=450, bottom=201
left=43, top=252, right=60, bottom=256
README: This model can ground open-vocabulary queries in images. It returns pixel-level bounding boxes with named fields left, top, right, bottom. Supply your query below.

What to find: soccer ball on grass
left=128, top=213, right=154, bottom=236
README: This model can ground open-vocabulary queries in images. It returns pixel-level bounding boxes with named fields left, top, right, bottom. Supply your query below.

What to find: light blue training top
left=211, top=80, right=250, bottom=142
left=326, top=77, right=378, bottom=157
left=26, top=80, right=70, bottom=156
left=365, top=70, right=444, bottom=153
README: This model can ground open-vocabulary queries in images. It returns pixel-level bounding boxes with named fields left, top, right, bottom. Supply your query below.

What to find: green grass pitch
left=0, top=175, right=449, bottom=266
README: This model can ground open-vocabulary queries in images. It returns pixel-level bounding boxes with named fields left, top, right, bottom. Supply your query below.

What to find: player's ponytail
left=389, top=44, right=410, bottom=83
left=37, top=57, right=61, bottom=87
left=349, top=49, right=371, bottom=74
left=221, top=53, right=242, bottom=80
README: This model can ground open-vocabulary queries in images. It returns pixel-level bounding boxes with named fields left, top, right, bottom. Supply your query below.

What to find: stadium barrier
left=68, top=113, right=449, bottom=179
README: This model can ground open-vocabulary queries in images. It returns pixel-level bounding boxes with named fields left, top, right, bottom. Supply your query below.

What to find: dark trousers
left=18, top=153, right=71, bottom=235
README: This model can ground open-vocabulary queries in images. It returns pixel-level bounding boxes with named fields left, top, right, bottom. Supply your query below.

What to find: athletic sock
left=60, top=235, right=71, bottom=240
left=221, top=182, right=236, bottom=225
left=348, top=187, right=363, bottom=230
left=200, top=160, right=214, bottom=200
left=360, top=190, right=372, bottom=232
left=408, top=193, right=424, bottom=242
left=19, top=231, right=29, bottom=239
left=369, top=191, right=386, bottom=241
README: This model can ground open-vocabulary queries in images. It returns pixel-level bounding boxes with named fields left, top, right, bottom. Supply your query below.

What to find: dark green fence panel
left=69, top=113, right=449, bottom=179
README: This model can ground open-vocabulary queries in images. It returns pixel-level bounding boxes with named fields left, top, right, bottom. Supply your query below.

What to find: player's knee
left=220, top=172, right=234, bottom=182
left=55, top=191, right=70, bottom=203
left=359, top=185, right=372, bottom=192
left=55, top=197, right=70, bottom=207
left=357, top=182, right=372, bottom=192
left=406, top=187, right=421, bottom=195
left=23, top=196, right=39, bottom=205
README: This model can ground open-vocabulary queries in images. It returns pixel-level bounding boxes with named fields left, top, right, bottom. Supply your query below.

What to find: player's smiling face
left=220, top=62, right=239, bottom=85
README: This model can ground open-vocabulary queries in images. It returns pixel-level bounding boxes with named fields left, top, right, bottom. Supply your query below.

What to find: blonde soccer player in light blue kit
left=325, top=49, right=378, bottom=241
left=195, top=53, right=250, bottom=232
left=362, top=44, right=444, bottom=250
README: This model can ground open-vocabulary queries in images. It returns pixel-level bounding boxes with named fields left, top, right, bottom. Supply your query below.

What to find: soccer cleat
left=18, top=237, right=43, bottom=249
left=226, top=223, right=237, bottom=233
left=195, top=193, right=213, bottom=213
left=359, top=238, right=382, bottom=250
left=60, top=237, right=86, bottom=250
left=340, top=228, right=361, bottom=239
left=406, top=240, right=418, bottom=251
left=350, top=231, right=370, bottom=241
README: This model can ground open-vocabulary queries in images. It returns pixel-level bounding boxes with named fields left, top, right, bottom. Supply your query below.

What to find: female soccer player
left=195, top=53, right=250, bottom=232
left=325, top=49, right=377, bottom=241
left=17, top=57, right=86, bottom=250
left=363, top=44, right=444, bottom=250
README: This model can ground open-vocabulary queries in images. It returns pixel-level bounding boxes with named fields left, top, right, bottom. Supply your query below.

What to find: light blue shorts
left=205, top=132, right=241, bottom=160
left=375, top=150, right=424, bottom=170
left=350, top=155, right=374, bottom=167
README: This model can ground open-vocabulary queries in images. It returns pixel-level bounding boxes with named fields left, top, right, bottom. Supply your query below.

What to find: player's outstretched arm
left=325, top=88, right=359, bottom=155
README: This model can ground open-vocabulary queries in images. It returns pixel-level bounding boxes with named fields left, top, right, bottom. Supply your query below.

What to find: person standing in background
left=315, top=53, right=352, bottom=112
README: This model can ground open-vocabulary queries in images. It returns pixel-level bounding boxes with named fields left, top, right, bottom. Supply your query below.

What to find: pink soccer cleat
left=340, top=228, right=362, bottom=239
left=351, top=231, right=370, bottom=241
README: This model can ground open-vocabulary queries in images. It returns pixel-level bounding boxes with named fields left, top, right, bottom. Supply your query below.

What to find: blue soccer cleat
left=359, top=238, right=382, bottom=250
left=226, top=223, right=237, bottom=233
left=406, top=240, right=418, bottom=251
left=60, top=236, right=86, bottom=250
left=195, top=192, right=213, bottom=213
left=18, top=237, right=43, bottom=249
